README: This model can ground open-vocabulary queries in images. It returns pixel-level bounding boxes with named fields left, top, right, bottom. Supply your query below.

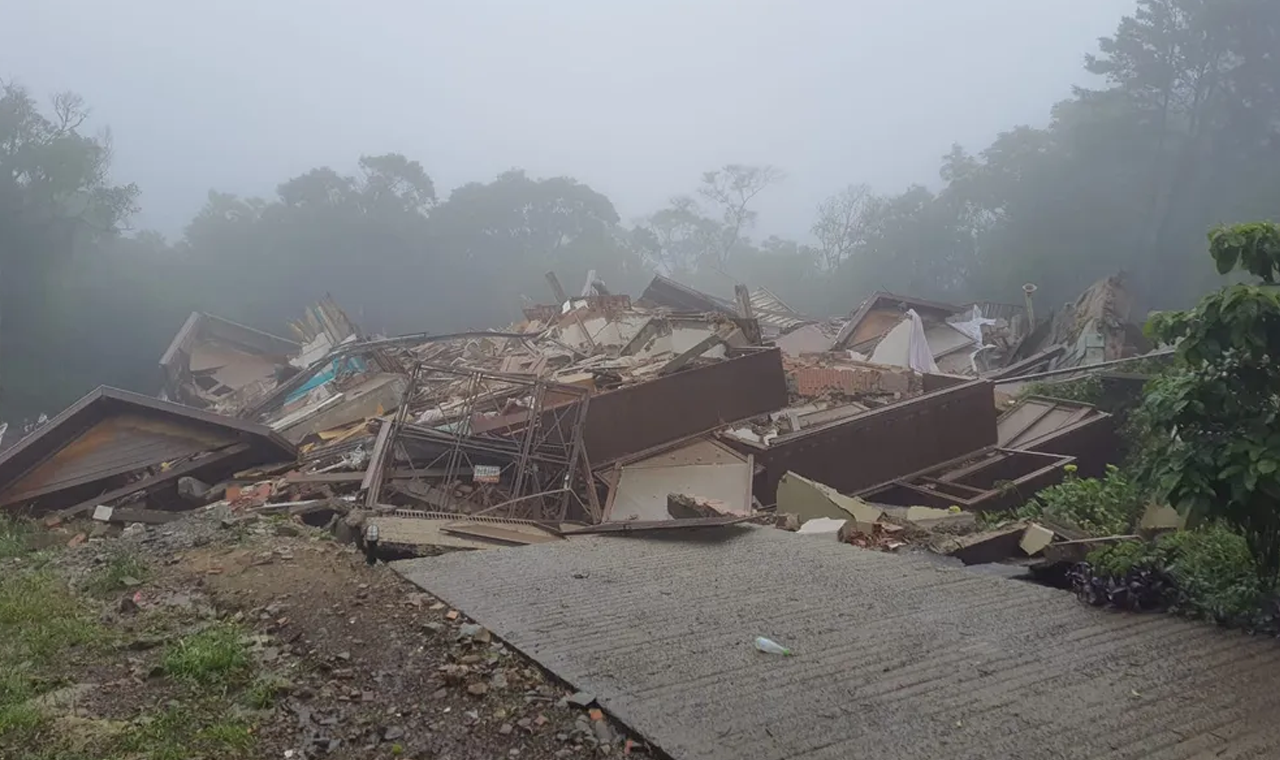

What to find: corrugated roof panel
left=397, top=527, right=1280, bottom=760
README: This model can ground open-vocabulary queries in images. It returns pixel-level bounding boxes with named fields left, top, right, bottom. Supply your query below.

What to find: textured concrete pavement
left=394, top=526, right=1280, bottom=760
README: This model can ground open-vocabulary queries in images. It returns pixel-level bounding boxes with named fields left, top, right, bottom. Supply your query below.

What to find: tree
left=633, top=196, right=722, bottom=274
left=812, top=184, right=872, bottom=271
left=0, top=83, right=139, bottom=420
left=358, top=153, right=435, bottom=215
left=697, top=164, right=783, bottom=269
left=1140, top=222, right=1280, bottom=586
left=427, top=170, right=641, bottom=321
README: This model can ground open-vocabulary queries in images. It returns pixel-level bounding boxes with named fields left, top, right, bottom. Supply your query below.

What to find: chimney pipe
left=1022, top=283, right=1038, bottom=328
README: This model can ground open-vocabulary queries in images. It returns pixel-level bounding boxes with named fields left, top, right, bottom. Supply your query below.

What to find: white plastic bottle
left=754, top=636, right=794, bottom=656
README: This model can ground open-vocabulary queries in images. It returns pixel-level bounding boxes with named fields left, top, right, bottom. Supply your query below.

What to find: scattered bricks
left=792, top=365, right=909, bottom=397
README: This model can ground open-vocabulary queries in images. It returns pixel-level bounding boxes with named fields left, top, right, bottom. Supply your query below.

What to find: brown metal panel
left=0, top=386, right=296, bottom=511
left=1, top=414, right=231, bottom=505
left=582, top=348, right=789, bottom=465
left=744, top=380, right=997, bottom=506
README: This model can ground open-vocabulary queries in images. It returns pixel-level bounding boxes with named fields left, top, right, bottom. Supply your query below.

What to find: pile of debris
left=0, top=270, right=1162, bottom=571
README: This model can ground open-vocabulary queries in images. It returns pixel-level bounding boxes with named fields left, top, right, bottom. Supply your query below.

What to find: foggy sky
left=2, top=0, right=1129, bottom=240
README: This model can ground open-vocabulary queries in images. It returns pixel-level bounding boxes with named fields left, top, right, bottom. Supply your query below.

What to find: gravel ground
left=20, top=509, right=657, bottom=760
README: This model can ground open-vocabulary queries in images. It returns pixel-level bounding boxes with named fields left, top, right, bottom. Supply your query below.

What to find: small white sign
left=473, top=465, right=501, bottom=483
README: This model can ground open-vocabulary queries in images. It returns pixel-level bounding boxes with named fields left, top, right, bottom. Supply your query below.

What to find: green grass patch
left=162, top=625, right=251, bottom=686
left=0, top=517, right=33, bottom=559
left=1019, top=375, right=1104, bottom=405
left=242, top=675, right=289, bottom=710
left=0, top=570, right=107, bottom=749
left=84, top=551, right=149, bottom=597
left=117, top=703, right=254, bottom=760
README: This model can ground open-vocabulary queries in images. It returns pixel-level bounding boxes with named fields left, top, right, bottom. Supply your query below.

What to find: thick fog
left=7, top=0, right=1277, bottom=422
left=2, top=0, right=1124, bottom=237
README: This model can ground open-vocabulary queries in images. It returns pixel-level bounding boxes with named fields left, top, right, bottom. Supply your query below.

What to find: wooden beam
left=545, top=271, right=568, bottom=304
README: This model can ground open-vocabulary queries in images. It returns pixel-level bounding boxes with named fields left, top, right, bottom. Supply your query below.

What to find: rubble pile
left=1, top=270, right=1163, bottom=570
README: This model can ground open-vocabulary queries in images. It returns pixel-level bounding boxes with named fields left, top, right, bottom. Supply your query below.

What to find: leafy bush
left=1019, top=375, right=1104, bottom=405
left=1079, top=525, right=1268, bottom=626
left=1139, top=222, right=1280, bottom=587
left=1016, top=464, right=1145, bottom=536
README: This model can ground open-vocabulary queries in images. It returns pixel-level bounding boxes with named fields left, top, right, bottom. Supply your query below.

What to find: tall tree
left=0, top=83, right=139, bottom=420
left=697, top=164, right=783, bottom=269
left=812, top=183, right=872, bottom=271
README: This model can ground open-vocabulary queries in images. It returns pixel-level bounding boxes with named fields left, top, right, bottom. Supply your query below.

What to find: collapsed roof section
left=160, top=311, right=299, bottom=411
left=65, top=268, right=1141, bottom=535
left=0, top=386, right=295, bottom=516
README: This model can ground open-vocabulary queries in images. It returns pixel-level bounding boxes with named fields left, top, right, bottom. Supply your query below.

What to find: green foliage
left=1210, top=222, right=1280, bottom=279
left=1139, top=221, right=1280, bottom=587
left=0, top=517, right=32, bottom=559
left=0, top=570, right=105, bottom=744
left=117, top=703, right=254, bottom=760
left=84, top=551, right=149, bottom=597
left=1017, top=464, right=1145, bottom=536
left=161, top=626, right=251, bottom=686
left=241, top=675, right=289, bottom=710
left=1019, top=375, right=1104, bottom=405
left=1088, top=525, right=1263, bottom=622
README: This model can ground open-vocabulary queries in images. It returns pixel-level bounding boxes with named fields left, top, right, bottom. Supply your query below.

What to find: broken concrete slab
left=775, top=471, right=883, bottom=528
left=1020, top=523, right=1056, bottom=556
left=795, top=517, right=846, bottom=535
left=667, top=493, right=728, bottom=519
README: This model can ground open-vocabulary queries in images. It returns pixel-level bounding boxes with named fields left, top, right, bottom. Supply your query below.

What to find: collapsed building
left=0, top=269, right=1158, bottom=562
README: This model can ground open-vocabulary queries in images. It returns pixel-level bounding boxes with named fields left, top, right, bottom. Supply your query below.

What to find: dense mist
left=1, top=0, right=1278, bottom=423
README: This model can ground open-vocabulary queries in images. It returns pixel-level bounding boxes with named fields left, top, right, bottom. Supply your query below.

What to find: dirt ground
left=0, top=510, right=656, bottom=760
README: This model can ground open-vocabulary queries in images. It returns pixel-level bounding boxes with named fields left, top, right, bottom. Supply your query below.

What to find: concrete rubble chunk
left=666, top=493, right=727, bottom=519
left=1020, top=522, right=1056, bottom=556
left=795, top=517, right=846, bottom=535
left=775, top=471, right=883, bottom=530
left=945, top=523, right=1027, bottom=565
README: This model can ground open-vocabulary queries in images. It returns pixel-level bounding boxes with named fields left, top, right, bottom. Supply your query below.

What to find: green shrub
left=1087, top=525, right=1264, bottom=623
left=1139, top=222, right=1280, bottom=588
left=1020, top=375, right=1104, bottom=405
left=1017, top=464, right=1144, bottom=536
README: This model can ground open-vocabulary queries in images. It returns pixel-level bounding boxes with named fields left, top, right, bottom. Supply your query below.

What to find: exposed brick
left=792, top=365, right=908, bottom=397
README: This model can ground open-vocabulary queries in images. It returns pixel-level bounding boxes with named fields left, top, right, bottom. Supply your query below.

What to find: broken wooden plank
left=361, top=420, right=395, bottom=493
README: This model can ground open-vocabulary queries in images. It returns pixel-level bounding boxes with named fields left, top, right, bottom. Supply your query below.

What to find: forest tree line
left=1, top=0, right=1278, bottom=422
